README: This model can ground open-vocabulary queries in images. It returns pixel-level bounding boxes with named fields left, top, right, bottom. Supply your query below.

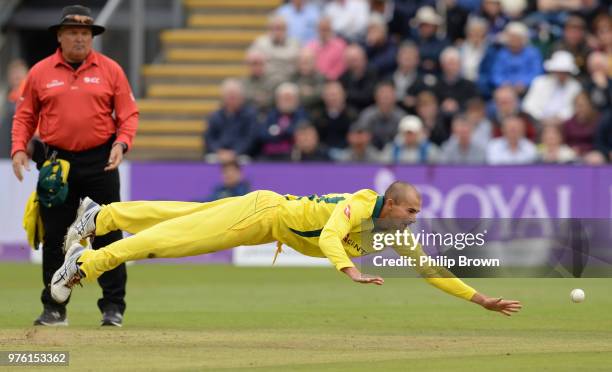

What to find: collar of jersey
left=372, top=195, right=384, bottom=219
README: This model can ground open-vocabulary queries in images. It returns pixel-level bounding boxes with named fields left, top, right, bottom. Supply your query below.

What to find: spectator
left=305, top=17, right=347, bottom=80
left=334, top=121, right=382, bottom=162
left=250, top=15, right=300, bottom=86
left=430, top=47, right=479, bottom=115
left=323, top=0, right=369, bottom=41
left=443, top=0, right=470, bottom=43
left=562, top=91, right=600, bottom=156
left=479, top=0, right=508, bottom=37
left=538, top=125, right=577, bottom=163
left=465, top=97, right=493, bottom=146
left=257, top=83, right=307, bottom=160
left=490, top=22, right=543, bottom=95
left=410, top=6, right=449, bottom=75
left=577, top=0, right=607, bottom=26
left=311, top=81, right=358, bottom=151
left=355, top=81, right=406, bottom=149
left=489, top=85, right=538, bottom=141
left=534, top=0, right=583, bottom=28
left=380, top=115, right=440, bottom=164
left=369, top=0, right=416, bottom=40
left=241, top=49, right=275, bottom=115
left=2, top=59, right=28, bottom=158
left=276, top=0, right=320, bottom=44
left=439, top=114, right=487, bottom=164
left=583, top=149, right=608, bottom=165
left=206, top=161, right=250, bottom=201
left=339, top=44, right=378, bottom=111
left=523, top=50, right=582, bottom=124
left=591, top=14, right=612, bottom=76
left=291, top=122, right=331, bottom=161
left=415, top=91, right=450, bottom=146
left=205, top=79, right=258, bottom=163
left=392, top=41, right=423, bottom=112
left=486, top=115, right=538, bottom=164
left=583, top=51, right=612, bottom=111
left=6, top=59, right=28, bottom=104
left=550, top=14, right=591, bottom=77
left=595, top=110, right=612, bottom=162
left=291, top=48, right=325, bottom=115
left=362, top=14, right=398, bottom=77
left=459, top=17, right=489, bottom=82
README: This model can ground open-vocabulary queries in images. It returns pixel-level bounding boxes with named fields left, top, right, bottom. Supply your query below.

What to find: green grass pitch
left=1, top=262, right=611, bottom=371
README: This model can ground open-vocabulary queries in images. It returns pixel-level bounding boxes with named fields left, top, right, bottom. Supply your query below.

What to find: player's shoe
left=101, top=307, right=123, bottom=327
left=33, top=308, right=68, bottom=326
left=63, top=197, right=100, bottom=254
left=51, top=242, right=89, bottom=304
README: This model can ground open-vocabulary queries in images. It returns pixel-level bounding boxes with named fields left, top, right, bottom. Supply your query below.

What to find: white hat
left=399, top=115, right=423, bottom=133
left=412, top=6, right=442, bottom=26
left=544, top=50, right=578, bottom=74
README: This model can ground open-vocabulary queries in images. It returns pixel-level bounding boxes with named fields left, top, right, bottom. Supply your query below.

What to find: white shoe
left=51, top=242, right=89, bottom=303
left=63, top=197, right=100, bottom=254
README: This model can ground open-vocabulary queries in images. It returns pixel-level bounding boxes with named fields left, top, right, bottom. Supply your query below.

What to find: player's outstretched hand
left=471, top=293, right=522, bottom=316
left=354, top=274, right=385, bottom=285
left=341, top=267, right=384, bottom=285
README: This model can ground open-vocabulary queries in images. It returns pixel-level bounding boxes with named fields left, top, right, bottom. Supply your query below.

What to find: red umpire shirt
left=11, top=48, right=138, bottom=156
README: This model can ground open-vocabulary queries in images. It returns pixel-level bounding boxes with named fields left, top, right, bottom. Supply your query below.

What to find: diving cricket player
left=51, top=182, right=522, bottom=316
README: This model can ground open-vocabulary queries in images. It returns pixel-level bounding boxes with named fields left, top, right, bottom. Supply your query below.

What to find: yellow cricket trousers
left=78, top=191, right=284, bottom=280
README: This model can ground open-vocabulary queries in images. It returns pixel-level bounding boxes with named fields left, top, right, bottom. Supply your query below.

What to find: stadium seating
left=132, top=0, right=281, bottom=160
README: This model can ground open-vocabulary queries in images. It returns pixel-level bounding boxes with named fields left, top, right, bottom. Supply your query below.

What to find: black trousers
left=38, top=139, right=127, bottom=315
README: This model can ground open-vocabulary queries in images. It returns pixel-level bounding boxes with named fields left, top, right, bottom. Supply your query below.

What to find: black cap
left=48, top=5, right=105, bottom=36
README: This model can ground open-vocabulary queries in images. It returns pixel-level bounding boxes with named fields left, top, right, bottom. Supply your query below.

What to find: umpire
left=11, top=5, right=138, bottom=326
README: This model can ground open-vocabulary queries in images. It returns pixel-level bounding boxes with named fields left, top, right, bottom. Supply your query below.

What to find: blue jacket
left=207, top=181, right=250, bottom=201
left=490, top=46, right=543, bottom=89
left=411, top=31, right=450, bottom=75
left=363, top=40, right=398, bottom=78
left=205, top=105, right=258, bottom=155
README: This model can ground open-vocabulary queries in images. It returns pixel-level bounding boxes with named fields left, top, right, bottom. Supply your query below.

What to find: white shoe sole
left=63, top=198, right=98, bottom=254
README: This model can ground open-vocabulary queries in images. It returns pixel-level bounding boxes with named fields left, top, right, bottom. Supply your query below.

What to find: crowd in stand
left=205, top=0, right=612, bottom=165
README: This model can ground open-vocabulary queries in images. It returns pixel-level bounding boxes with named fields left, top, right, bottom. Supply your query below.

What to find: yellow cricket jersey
left=275, top=189, right=477, bottom=301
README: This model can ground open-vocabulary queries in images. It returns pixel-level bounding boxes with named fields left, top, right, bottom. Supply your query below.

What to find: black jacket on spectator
left=311, top=106, right=359, bottom=149
left=291, top=145, right=331, bottom=162
left=583, top=78, right=612, bottom=112
left=445, top=3, right=469, bottom=42
left=384, top=1, right=418, bottom=40
left=339, top=68, right=378, bottom=111
left=205, top=104, right=258, bottom=155
left=596, top=110, right=612, bottom=161
left=432, top=77, right=479, bottom=112
left=363, top=39, right=399, bottom=78
left=427, top=115, right=452, bottom=146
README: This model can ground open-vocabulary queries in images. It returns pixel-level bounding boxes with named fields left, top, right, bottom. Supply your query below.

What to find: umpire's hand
left=104, top=143, right=125, bottom=171
left=12, top=151, right=30, bottom=181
